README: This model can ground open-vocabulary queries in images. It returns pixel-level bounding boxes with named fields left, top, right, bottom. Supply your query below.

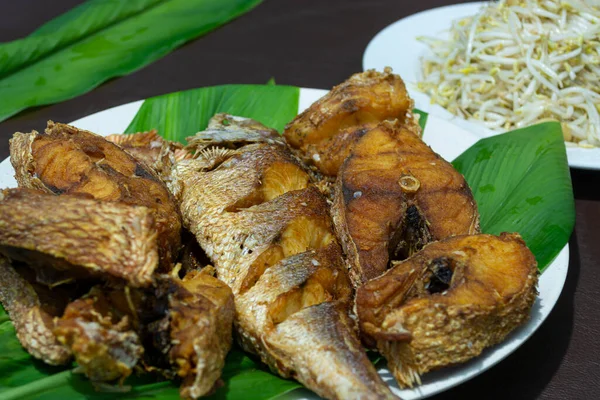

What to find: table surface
left=1, top=1, right=598, bottom=399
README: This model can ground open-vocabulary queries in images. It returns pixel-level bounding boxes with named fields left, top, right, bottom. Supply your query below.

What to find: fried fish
left=173, top=115, right=398, bottom=400
left=0, top=256, right=71, bottom=365
left=54, top=286, right=143, bottom=384
left=0, top=188, right=159, bottom=287
left=9, top=122, right=181, bottom=270
left=332, top=119, right=480, bottom=285
left=284, top=68, right=414, bottom=176
left=355, top=233, right=539, bottom=387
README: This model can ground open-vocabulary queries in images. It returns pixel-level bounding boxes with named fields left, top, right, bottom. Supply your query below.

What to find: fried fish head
left=0, top=257, right=72, bottom=365
left=284, top=68, right=414, bottom=176
left=0, top=188, right=159, bottom=287
left=355, top=233, right=539, bottom=387
left=332, top=119, right=480, bottom=286
left=9, top=121, right=181, bottom=270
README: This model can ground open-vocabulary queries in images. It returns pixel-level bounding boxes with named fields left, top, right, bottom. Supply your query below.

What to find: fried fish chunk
left=174, top=115, right=398, bottom=400
left=284, top=68, right=414, bottom=176
left=0, top=256, right=71, bottom=365
left=332, top=119, right=480, bottom=285
left=54, top=286, right=143, bottom=384
left=355, top=233, right=539, bottom=387
left=0, top=188, right=159, bottom=287
left=168, top=269, right=234, bottom=399
left=9, top=121, right=181, bottom=269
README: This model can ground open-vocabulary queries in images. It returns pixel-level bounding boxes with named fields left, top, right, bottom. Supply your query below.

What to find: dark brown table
left=1, top=1, right=598, bottom=399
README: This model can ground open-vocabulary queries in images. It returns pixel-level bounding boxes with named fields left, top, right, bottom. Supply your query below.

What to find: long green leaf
left=125, top=84, right=300, bottom=139
left=452, top=122, right=575, bottom=271
left=0, top=0, right=262, bottom=122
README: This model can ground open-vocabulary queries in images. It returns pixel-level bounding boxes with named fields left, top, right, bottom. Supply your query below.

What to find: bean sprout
left=418, top=0, right=600, bottom=146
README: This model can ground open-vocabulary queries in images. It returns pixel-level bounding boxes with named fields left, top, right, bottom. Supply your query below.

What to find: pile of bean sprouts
left=417, top=0, right=600, bottom=147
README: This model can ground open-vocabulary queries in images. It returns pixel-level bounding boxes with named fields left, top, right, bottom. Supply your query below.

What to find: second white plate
left=362, top=1, right=600, bottom=170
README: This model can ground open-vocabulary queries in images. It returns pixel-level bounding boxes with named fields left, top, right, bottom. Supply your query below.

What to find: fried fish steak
left=173, top=115, right=398, bottom=400
left=54, top=286, right=143, bottom=384
left=355, top=233, right=539, bottom=387
left=168, top=269, right=234, bottom=399
left=332, top=119, right=480, bottom=286
left=9, top=121, right=181, bottom=269
left=0, top=256, right=71, bottom=365
left=0, top=188, right=158, bottom=287
left=284, top=68, right=414, bottom=176
left=105, top=130, right=191, bottom=184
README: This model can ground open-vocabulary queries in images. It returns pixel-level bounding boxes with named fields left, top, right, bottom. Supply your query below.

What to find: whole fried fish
left=9, top=121, right=181, bottom=270
left=0, top=188, right=159, bottom=287
left=284, top=68, right=414, bottom=176
left=173, top=115, right=398, bottom=400
left=355, top=233, right=539, bottom=387
left=332, top=119, right=480, bottom=285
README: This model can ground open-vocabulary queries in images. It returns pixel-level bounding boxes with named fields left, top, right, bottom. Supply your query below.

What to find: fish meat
left=0, top=188, right=158, bottom=287
left=167, top=269, right=235, bottom=399
left=284, top=68, right=414, bottom=176
left=54, top=286, right=144, bottom=384
left=0, top=256, right=72, bottom=365
left=355, top=233, right=539, bottom=387
left=173, top=115, right=398, bottom=400
left=331, top=119, right=480, bottom=285
left=9, top=121, right=181, bottom=270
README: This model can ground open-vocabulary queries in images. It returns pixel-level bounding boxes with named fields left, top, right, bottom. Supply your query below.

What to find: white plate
left=362, top=1, right=600, bottom=170
left=0, top=88, right=569, bottom=399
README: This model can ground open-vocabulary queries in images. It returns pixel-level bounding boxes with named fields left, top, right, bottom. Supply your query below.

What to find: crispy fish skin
left=106, top=131, right=191, bottom=183
left=0, top=189, right=158, bottom=287
left=0, top=256, right=71, bottom=365
left=9, top=121, right=181, bottom=270
left=332, top=119, right=480, bottom=286
left=175, top=116, right=398, bottom=400
left=284, top=68, right=414, bottom=176
left=54, top=287, right=143, bottom=383
left=355, top=233, right=539, bottom=387
left=168, top=270, right=234, bottom=400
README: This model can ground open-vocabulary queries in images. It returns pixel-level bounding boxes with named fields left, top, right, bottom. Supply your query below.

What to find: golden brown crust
left=284, top=68, right=414, bottom=176
left=355, top=233, right=539, bottom=387
left=332, top=119, right=480, bottom=285
left=175, top=115, right=398, bottom=400
left=0, top=257, right=71, bottom=365
left=0, top=189, right=159, bottom=287
left=9, top=122, right=181, bottom=270
left=168, top=270, right=234, bottom=399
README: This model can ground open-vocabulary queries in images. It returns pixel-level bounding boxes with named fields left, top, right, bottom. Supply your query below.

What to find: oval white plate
left=362, top=1, right=600, bottom=170
left=0, top=88, right=569, bottom=399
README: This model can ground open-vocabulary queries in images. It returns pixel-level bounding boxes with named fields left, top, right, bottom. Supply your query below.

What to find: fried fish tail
left=0, top=257, right=71, bottom=365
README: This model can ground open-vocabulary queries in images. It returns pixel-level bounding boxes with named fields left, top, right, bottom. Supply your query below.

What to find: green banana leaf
left=452, top=121, right=575, bottom=271
left=125, top=84, right=300, bottom=138
left=0, top=0, right=262, bottom=122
